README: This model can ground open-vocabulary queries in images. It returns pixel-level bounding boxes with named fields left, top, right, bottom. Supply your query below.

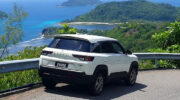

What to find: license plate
left=55, top=62, right=68, bottom=69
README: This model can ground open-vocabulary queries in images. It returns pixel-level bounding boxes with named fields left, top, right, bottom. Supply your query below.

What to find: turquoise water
left=0, top=0, right=96, bottom=41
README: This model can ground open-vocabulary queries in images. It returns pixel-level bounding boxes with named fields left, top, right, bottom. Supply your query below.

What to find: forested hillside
left=73, top=0, right=180, bottom=22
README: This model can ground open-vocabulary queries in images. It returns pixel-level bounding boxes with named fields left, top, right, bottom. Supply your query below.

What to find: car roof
left=54, top=34, right=118, bottom=43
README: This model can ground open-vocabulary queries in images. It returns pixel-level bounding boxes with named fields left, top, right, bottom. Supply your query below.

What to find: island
left=73, top=0, right=180, bottom=22
left=61, top=0, right=102, bottom=6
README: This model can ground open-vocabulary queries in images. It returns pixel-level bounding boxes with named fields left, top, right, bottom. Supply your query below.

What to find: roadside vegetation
left=0, top=46, right=45, bottom=91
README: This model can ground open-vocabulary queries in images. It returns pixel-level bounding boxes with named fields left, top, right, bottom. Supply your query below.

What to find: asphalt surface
left=1, top=70, right=180, bottom=100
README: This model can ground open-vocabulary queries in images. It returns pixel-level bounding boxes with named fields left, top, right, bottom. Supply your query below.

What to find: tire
left=42, top=78, right=57, bottom=89
left=91, top=73, right=104, bottom=96
left=125, top=67, right=138, bottom=86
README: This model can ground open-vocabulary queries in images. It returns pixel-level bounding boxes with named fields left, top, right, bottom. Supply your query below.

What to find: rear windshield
left=48, top=38, right=90, bottom=52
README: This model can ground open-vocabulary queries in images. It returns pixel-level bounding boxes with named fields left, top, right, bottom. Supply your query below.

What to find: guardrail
left=0, top=53, right=180, bottom=74
left=134, top=53, right=180, bottom=68
left=0, top=58, right=39, bottom=74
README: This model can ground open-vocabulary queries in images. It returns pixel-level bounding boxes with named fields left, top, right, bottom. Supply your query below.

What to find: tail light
left=73, top=54, right=94, bottom=61
left=41, top=51, right=53, bottom=55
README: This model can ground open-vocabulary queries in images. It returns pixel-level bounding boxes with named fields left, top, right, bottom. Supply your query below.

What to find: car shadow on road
left=45, top=81, right=147, bottom=100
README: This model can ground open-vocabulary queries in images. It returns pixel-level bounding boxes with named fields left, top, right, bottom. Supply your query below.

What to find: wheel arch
left=129, top=61, right=139, bottom=74
left=93, top=65, right=108, bottom=79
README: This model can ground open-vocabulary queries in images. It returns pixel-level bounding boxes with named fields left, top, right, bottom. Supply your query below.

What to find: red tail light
left=41, top=51, right=53, bottom=55
left=73, top=54, right=94, bottom=61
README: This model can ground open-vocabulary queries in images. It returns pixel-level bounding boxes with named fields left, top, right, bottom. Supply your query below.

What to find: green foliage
left=58, top=23, right=77, bottom=34
left=1, top=46, right=46, bottom=61
left=148, top=48, right=168, bottom=53
left=0, top=4, right=27, bottom=58
left=61, top=0, right=102, bottom=6
left=0, top=46, right=46, bottom=91
left=167, top=45, right=180, bottom=53
left=152, top=21, right=180, bottom=49
left=74, top=1, right=180, bottom=22
left=0, top=69, right=40, bottom=91
left=139, top=60, right=156, bottom=69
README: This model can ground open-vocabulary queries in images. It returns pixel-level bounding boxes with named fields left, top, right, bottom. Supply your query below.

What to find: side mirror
left=126, top=50, right=132, bottom=54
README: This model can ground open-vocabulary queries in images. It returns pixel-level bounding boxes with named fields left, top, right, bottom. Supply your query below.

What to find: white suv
left=39, top=34, right=138, bottom=95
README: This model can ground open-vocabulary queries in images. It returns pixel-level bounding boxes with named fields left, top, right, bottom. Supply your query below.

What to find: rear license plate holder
left=55, top=62, right=68, bottom=69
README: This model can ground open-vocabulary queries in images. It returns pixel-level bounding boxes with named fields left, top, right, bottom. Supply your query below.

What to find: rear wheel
left=125, top=67, right=137, bottom=86
left=91, top=73, right=104, bottom=96
left=42, top=78, right=57, bottom=89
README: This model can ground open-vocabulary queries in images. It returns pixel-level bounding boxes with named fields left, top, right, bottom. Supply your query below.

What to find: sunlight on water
left=36, top=20, right=62, bottom=28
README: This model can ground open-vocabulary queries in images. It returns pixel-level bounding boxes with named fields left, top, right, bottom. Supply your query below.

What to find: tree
left=58, top=23, right=77, bottom=34
left=152, top=21, right=180, bottom=49
left=0, top=4, right=28, bottom=58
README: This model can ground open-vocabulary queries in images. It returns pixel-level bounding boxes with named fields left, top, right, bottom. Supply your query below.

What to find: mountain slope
left=73, top=0, right=180, bottom=22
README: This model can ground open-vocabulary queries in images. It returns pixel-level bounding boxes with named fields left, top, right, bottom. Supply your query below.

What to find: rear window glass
left=48, top=38, right=90, bottom=52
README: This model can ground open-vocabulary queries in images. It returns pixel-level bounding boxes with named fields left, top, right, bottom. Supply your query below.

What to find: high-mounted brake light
left=41, top=51, right=53, bottom=55
left=73, top=54, right=94, bottom=61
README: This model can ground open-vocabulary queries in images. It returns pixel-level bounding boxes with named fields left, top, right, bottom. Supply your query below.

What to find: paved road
left=1, top=70, right=180, bottom=100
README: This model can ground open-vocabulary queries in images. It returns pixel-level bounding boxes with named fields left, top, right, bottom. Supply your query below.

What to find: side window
left=101, top=42, right=116, bottom=53
left=92, top=45, right=101, bottom=53
left=112, top=42, right=124, bottom=54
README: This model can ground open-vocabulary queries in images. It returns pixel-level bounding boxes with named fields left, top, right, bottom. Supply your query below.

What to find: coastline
left=56, top=22, right=124, bottom=26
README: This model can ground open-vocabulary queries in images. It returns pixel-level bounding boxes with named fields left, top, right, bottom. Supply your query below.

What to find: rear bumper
left=39, top=66, right=94, bottom=84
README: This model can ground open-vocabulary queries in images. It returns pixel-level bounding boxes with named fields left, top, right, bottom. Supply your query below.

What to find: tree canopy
left=0, top=4, right=27, bottom=58
left=152, top=21, right=180, bottom=49
left=58, top=23, right=77, bottom=34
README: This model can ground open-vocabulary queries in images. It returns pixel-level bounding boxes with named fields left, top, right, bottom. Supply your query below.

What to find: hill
left=0, top=10, right=7, bottom=19
left=61, top=0, right=102, bottom=6
left=73, top=0, right=180, bottom=22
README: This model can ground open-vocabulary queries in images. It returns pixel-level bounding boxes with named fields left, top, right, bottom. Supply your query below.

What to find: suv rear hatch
left=40, top=37, right=93, bottom=71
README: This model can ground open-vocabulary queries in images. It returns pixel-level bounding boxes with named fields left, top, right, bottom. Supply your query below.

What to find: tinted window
left=112, top=42, right=124, bottom=54
left=48, top=38, right=90, bottom=52
left=101, top=42, right=116, bottom=53
left=92, top=45, right=101, bottom=53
